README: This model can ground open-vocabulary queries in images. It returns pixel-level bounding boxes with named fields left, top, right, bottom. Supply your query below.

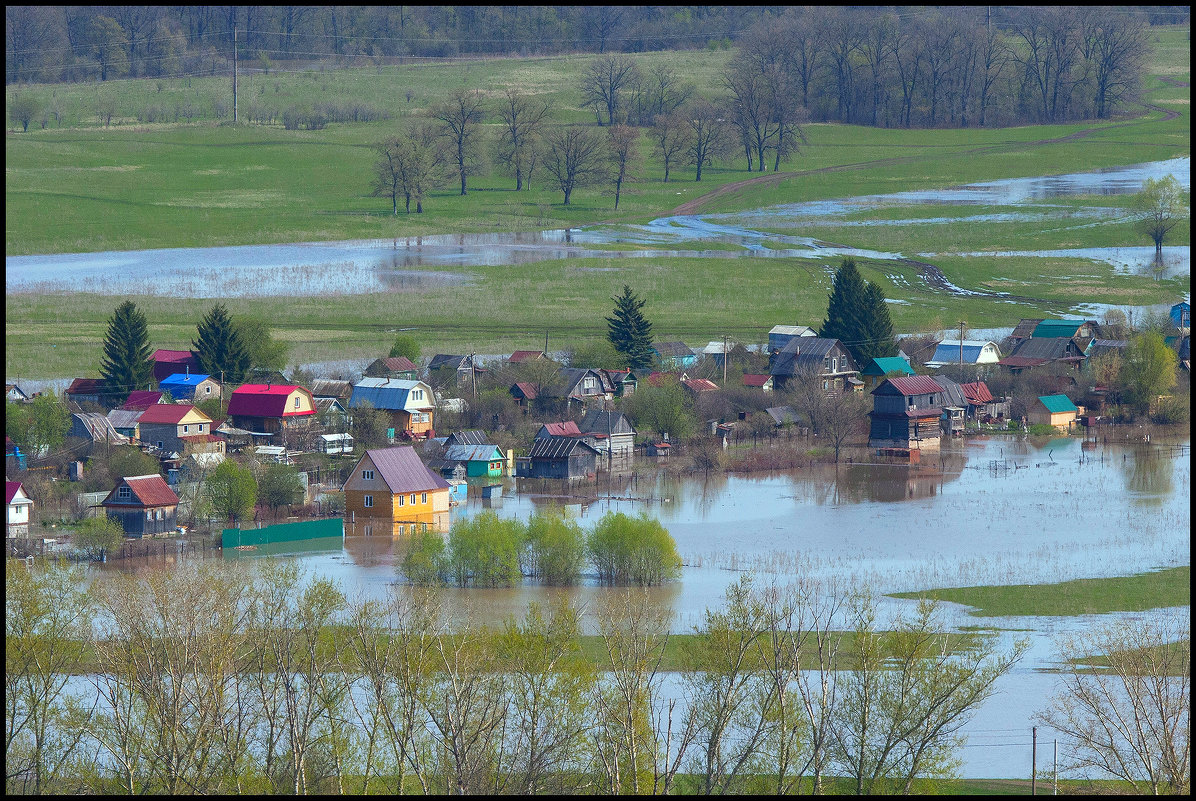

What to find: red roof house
left=121, top=390, right=165, bottom=411
left=101, top=474, right=179, bottom=538
left=509, top=350, right=547, bottom=363
left=681, top=378, right=719, bottom=394
left=227, top=384, right=316, bottom=434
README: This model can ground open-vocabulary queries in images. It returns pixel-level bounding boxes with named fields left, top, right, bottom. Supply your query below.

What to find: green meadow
left=889, top=566, right=1191, bottom=618
left=4, top=29, right=1190, bottom=379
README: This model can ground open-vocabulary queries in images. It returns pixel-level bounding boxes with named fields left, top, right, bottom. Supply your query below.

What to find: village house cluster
left=6, top=305, right=1191, bottom=541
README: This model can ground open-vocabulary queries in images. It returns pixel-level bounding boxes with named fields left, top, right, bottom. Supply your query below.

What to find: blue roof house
left=1171, top=301, right=1190, bottom=330
left=158, top=373, right=222, bottom=401
left=924, top=340, right=1001, bottom=369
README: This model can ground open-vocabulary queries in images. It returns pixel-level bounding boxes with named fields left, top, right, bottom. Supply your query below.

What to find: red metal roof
left=227, top=384, right=315, bottom=418
left=121, top=390, right=164, bottom=411
left=511, top=381, right=539, bottom=400
left=6, top=481, right=27, bottom=505
left=152, top=349, right=195, bottom=362
left=542, top=421, right=582, bottom=437
left=682, top=378, right=719, bottom=392
left=381, top=356, right=418, bottom=372
left=742, top=374, right=771, bottom=387
left=67, top=378, right=106, bottom=395
left=961, top=381, right=994, bottom=404
left=646, top=371, right=682, bottom=386
left=508, top=350, right=545, bottom=362
left=364, top=446, right=451, bottom=494
left=138, top=404, right=206, bottom=425
left=998, top=355, right=1051, bottom=368
left=102, top=474, right=179, bottom=508
left=883, top=376, right=945, bottom=396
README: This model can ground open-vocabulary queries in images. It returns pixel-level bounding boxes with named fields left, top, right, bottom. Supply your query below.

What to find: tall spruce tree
left=193, top=304, right=251, bottom=383
left=859, top=283, right=898, bottom=364
left=606, top=285, right=655, bottom=370
left=99, top=301, right=153, bottom=405
left=819, top=258, right=869, bottom=361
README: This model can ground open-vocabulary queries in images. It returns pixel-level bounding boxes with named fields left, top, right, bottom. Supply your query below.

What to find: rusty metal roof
left=102, top=474, right=178, bottom=508
left=876, top=375, right=944, bottom=396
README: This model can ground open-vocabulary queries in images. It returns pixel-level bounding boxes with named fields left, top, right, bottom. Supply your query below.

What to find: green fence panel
left=222, top=517, right=344, bottom=549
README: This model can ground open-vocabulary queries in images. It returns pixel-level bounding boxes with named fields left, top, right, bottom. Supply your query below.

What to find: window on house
left=156, top=441, right=164, bottom=449
left=146, top=510, right=153, bottom=520
left=205, top=386, right=211, bottom=394
left=832, top=357, right=838, bottom=372
left=293, top=397, right=300, bottom=408
left=398, top=525, right=406, bottom=536
left=409, top=494, right=416, bottom=505
left=118, top=486, right=131, bottom=499
left=421, top=492, right=427, bottom=504
left=908, top=397, right=914, bottom=407
left=362, top=469, right=374, bottom=480
left=364, top=495, right=373, bottom=508
left=397, top=494, right=405, bottom=507
left=183, top=425, right=189, bottom=433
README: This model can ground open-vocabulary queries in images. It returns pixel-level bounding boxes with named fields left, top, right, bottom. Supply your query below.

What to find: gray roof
left=314, top=397, right=346, bottom=415
left=577, top=410, right=636, bottom=437
left=310, top=379, right=353, bottom=399
left=445, top=430, right=487, bottom=446
left=70, top=413, right=128, bottom=444
left=1011, top=337, right=1084, bottom=361
left=653, top=341, right=694, bottom=358
left=770, top=337, right=851, bottom=377
left=349, top=378, right=432, bottom=410
left=365, top=446, right=450, bottom=493
left=559, top=367, right=616, bottom=396
left=527, top=436, right=601, bottom=459
left=765, top=406, right=800, bottom=426
left=1086, top=339, right=1128, bottom=360
left=933, top=376, right=969, bottom=409
left=106, top=409, right=143, bottom=430
left=443, top=444, right=503, bottom=462
left=428, top=354, right=471, bottom=371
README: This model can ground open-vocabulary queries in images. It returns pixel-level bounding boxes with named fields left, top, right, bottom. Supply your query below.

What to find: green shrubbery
left=402, top=509, right=680, bottom=588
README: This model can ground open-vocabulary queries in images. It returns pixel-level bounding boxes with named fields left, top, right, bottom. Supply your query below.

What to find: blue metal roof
left=928, top=344, right=984, bottom=364
left=348, top=378, right=430, bottom=410
left=160, top=373, right=211, bottom=386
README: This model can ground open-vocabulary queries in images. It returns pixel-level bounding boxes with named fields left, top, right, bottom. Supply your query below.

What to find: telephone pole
left=958, top=320, right=966, bottom=368
left=232, top=25, right=238, bottom=124
left=1031, top=726, right=1038, bottom=795
left=722, top=334, right=728, bottom=384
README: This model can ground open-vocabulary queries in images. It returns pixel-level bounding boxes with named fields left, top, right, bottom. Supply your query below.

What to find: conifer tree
left=99, top=301, right=153, bottom=405
left=193, top=304, right=251, bottom=384
left=606, top=285, right=655, bottom=370
left=819, top=258, right=869, bottom=361
left=859, top=283, right=898, bottom=364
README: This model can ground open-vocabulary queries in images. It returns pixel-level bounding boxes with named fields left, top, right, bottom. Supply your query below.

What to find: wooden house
left=227, top=384, right=317, bottom=438
left=436, top=444, right=505, bottom=478
left=7, top=481, right=33, bottom=537
left=868, top=376, right=946, bottom=452
left=106, top=409, right=144, bottom=440
left=535, top=421, right=583, bottom=440
left=769, top=337, right=859, bottom=392
left=742, top=374, right=775, bottom=393
left=681, top=378, right=719, bottom=396
left=314, top=397, right=350, bottom=432
left=427, top=354, right=477, bottom=388
left=139, top=403, right=222, bottom=456
left=6, top=384, right=30, bottom=403
left=1171, top=301, right=1190, bottom=331
left=150, top=349, right=201, bottom=383
left=1007, top=337, right=1087, bottom=368
left=158, top=372, right=222, bottom=402
left=364, top=356, right=419, bottom=380
left=349, top=378, right=436, bottom=441
left=1028, top=395, right=1079, bottom=429
left=557, top=368, right=617, bottom=407
left=310, top=379, right=354, bottom=403
left=101, top=474, right=178, bottom=538
left=342, top=446, right=451, bottom=535
left=65, top=378, right=108, bottom=407
left=444, top=430, right=487, bottom=447
left=68, top=413, right=129, bottom=448
left=516, top=436, right=600, bottom=480
left=577, top=410, right=637, bottom=459
left=652, top=341, right=697, bottom=369
left=603, top=369, right=637, bottom=397
left=960, top=381, right=1005, bottom=420
left=510, top=381, right=540, bottom=411
left=508, top=350, right=547, bottom=364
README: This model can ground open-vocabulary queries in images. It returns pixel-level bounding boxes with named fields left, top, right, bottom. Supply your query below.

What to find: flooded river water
left=7, top=158, right=1189, bottom=298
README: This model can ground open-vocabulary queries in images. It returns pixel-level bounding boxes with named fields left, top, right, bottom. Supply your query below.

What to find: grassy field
left=5, top=32, right=1191, bottom=379
left=889, top=566, right=1191, bottom=618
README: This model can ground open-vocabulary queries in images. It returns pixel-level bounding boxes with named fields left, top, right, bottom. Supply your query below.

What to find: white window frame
left=293, top=396, right=300, bottom=409
left=364, top=494, right=373, bottom=508
left=421, top=492, right=427, bottom=504
left=362, top=469, right=374, bottom=480
left=118, top=486, right=131, bottom=499
left=409, top=493, right=416, bottom=505
left=397, top=494, right=405, bottom=507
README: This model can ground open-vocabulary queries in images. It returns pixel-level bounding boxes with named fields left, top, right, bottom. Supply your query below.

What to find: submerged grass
left=889, top=565, right=1191, bottom=618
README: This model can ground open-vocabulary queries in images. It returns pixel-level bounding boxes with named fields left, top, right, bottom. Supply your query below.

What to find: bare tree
left=651, top=111, right=691, bottom=183
left=428, top=88, right=486, bottom=196
left=542, top=125, right=608, bottom=205
left=784, top=369, right=870, bottom=461
left=606, top=124, right=641, bottom=210
left=580, top=54, right=641, bottom=126
left=1011, top=6, right=1082, bottom=122
left=495, top=89, right=549, bottom=191
left=683, top=100, right=730, bottom=182
left=1037, top=613, right=1189, bottom=794
left=372, top=123, right=443, bottom=214
left=1079, top=7, right=1147, bottom=119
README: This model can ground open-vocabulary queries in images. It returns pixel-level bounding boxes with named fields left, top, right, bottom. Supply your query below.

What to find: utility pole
left=545, top=329, right=549, bottom=357
left=1053, top=739, right=1058, bottom=795
left=470, top=353, right=477, bottom=398
left=958, top=320, right=966, bottom=368
left=722, top=334, right=728, bottom=384
left=232, top=25, right=238, bottom=124
left=1031, top=726, right=1037, bottom=796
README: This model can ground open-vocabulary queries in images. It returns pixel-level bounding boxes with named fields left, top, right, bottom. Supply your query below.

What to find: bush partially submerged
left=587, top=511, right=681, bottom=586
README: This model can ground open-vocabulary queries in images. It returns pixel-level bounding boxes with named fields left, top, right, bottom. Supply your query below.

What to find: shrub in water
left=587, top=511, right=681, bottom=586
left=447, top=511, right=526, bottom=588
left=524, top=508, right=586, bottom=586
left=402, top=529, right=447, bottom=586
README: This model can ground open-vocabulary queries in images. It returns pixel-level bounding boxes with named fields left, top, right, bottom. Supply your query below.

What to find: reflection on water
left=1122, top=452, right=1174, bottom=505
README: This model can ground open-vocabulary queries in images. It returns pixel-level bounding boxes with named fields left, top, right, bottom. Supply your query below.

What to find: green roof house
left=1028, top=394, right=1079, bottom=429
left=860, top=357, right=915, bottom=388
